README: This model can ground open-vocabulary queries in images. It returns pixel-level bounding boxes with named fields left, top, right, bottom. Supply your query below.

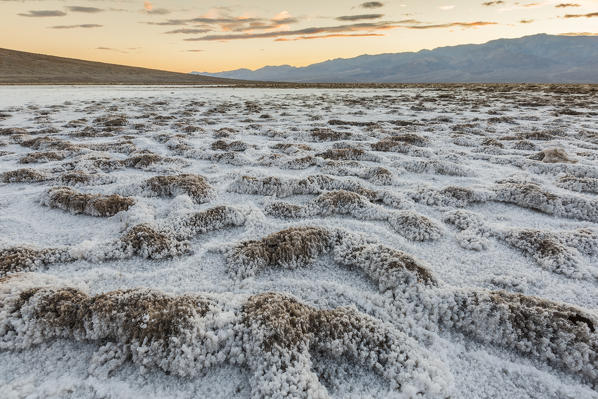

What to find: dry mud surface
left=0, top=85, right=597, bottom=399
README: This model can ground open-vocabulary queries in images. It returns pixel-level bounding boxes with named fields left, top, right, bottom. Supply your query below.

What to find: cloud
left=18, top=10, right=67, bottom=17
left=182, top=19, right=492, bottom=42
left=439, top=5, right=456, bottom=10
left=142, top=1, right=169, bottom=15
left=145, top=8, right=170, bottom=15
left=482, top=1, right=504, bottom=5
left=336, top=14, right=384, bottom=21
left=273, top=11, right=291, bottom=20
left=220, top=17, right=299, bottom=32
left=50, top=24, right=103, bottom=29
left=97, top=46, right=127, bottom=53
left=145, top=19, right=187, bottom=26
left=148, top=12, right=299, bottom=33
left=563, top=12, right=598, bottom=18
left=275, top=33, right=384, bottom=41
left=555, top=3, right=580, bottom=7
left=147, top=16, right=262, bottom=26
left=520, top=19, right=534, bottom=23
left=559, top=32, right=598, bottom=36
left=360, top=1, right=384, bottom=8
left=402, top=21, right=497, bottom=29
left=166, top=28, right=212, bottom=34
left=186, top=49, right=203, bottom=52
left=66, top=6, right=103, bottom=13
left=498, top=2, right=543, bottom=11
left=184, top=21, right=404, bottom=41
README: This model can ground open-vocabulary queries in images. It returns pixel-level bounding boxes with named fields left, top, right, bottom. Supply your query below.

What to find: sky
left=1, top=0, right=597, bottom=73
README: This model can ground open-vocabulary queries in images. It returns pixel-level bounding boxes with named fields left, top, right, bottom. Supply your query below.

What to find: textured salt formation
left=283, top=155, right=320, bottom=170
left=2, top=206, right=247, bottom=269
left=94, top=115, right=128, bottom=127
left=502, top=229, right=596, bottom=279
left=185, top=149, right=251, bottom=166
left=444, top=209, right=598, bottom=278
left=226, top=227, right=598, bottom=387
left=316, top=148, right=380, bottom=162
left=1, top=168, right=50, bottom=183
left=0, top=274, right=452, bottom=399
left=114, top=224, right=192, bottom=260
left=321, top=164, right=394, bottom=185
left=0, top=247, right=73, bottom=277
left=1, top=86, right=597, bottom=398
left=410, top=185, right=492, bottom=208
left=433, top=289, right=598, bottom=388
left=56, top=171, right=115, bottom=186
left=229, top=175, right=410, bottom=208
left=19, top=151, right=67, bottom=164
left=371, top=134, right=430, bottom=153
left=492, top=182, right=598, bottom=222
left=265, top=191, right=442, bottom=241
left=168, top=205, right=247, bottom=240
left=227, top=227, right=333, bottom=279
left=271, top=143, right=313, bottom=153
left=20, top=136, right=77, bottom=152
left=123, top=153, right=169, bottom=169
left=442, top=210, right=493, bottom=251
left=556, top=175, right=598, bottom=193
left=87, top=206, right=247, bottom=261
left=134, top=174, right=215, bottom=203
left=227, top=226, right=439, bottom=287
left=523, top=159, right=598, bottom=179
left=310, top=128, right=352, bottom=142
left=401, top=159, right=475, bottom=177
left=529, top=148, right=577, bottom=163
left=83, top=141, right=137, bottom=154
left=62, top=154, right=126, bottom=173
left=243, top=292, right=451, bottom=398
left=41, top=187, right=135, bottom=217
left=211, top=140, right=248, bottom=152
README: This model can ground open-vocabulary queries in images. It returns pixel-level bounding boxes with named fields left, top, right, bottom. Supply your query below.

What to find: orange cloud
left=560, top=32, right=598, bottom=36
left=563, top=12, right=598, bottom=18
left=403, top=21, right=497, bottom=29
left=144, top=1, right=153, bottom=11
left=275, top=33, right=385, bottom=41
left=184, top=19, right=495, bottom=42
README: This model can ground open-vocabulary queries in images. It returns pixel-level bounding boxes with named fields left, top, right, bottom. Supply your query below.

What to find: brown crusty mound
left=228, top=227, right=333, bottom=278
left=42, top=187, right=134, bottom=217
left=119, top=224, right=191, bottom=259
left=529, top=148, right=577, bottom=163
left=141, top=174, right=214, bottom=203
left=1, top=168, right=49, bottom=183
left=0, top=247, right=70, bottom=276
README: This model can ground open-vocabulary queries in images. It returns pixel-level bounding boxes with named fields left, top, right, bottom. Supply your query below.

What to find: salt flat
left=0, top=85, right=597, bottom=398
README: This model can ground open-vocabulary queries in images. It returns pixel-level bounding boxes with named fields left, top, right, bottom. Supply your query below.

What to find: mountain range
left=196, top=34, right=598, bottom=83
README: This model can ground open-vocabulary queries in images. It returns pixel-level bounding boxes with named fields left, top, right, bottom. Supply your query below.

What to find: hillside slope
left=0, top=48, right=236, bottom=85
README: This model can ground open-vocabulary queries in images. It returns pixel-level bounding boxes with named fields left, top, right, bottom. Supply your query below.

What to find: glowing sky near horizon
left=1, top=0, right=597, bottom=72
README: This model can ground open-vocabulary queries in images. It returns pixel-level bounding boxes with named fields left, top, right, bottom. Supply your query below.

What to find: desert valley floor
left=0, top=85, right=597, bottom=398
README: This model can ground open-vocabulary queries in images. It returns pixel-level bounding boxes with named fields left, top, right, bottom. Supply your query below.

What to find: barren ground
left=0, top=85, right=597, bottom=399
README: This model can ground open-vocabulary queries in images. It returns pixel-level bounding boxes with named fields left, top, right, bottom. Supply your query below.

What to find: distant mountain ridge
left=195, top=34, right=598, bottom=83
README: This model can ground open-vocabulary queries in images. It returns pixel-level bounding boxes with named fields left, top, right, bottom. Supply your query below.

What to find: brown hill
left=0, top=48, right=239, bottom=85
